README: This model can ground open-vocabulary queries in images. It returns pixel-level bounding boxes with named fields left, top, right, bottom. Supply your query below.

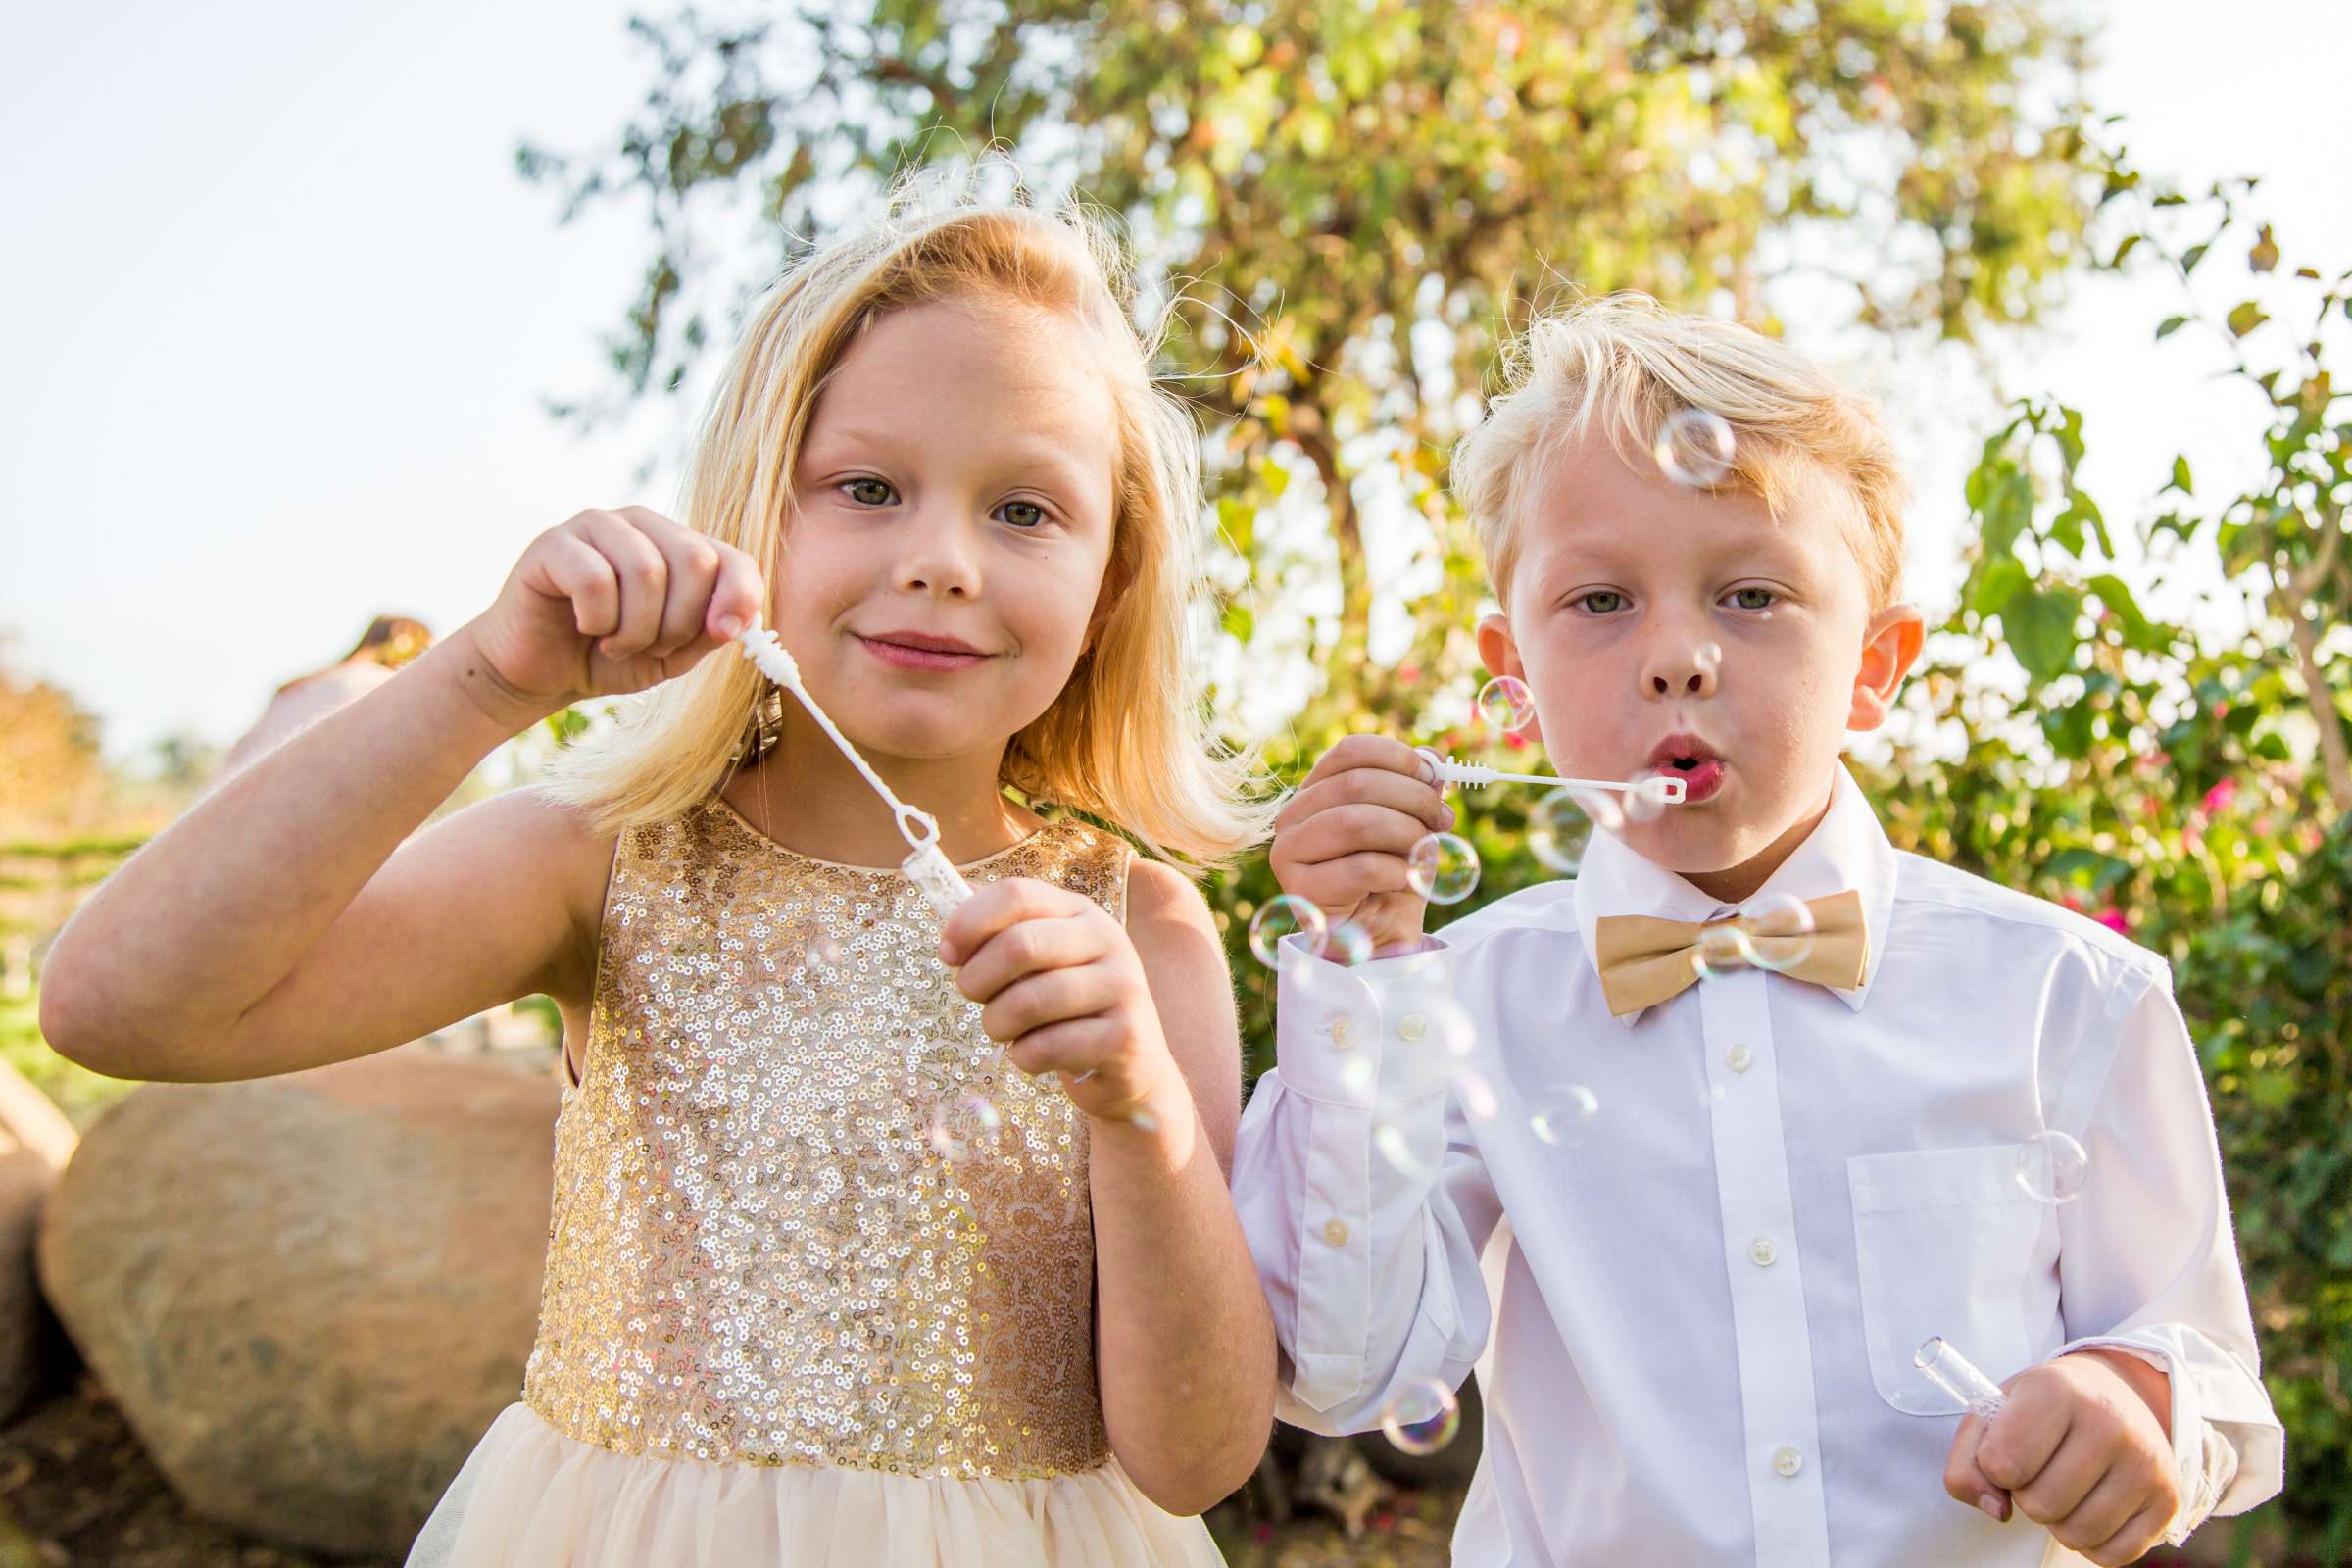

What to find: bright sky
left=3, top=1, right=2346, bottom=765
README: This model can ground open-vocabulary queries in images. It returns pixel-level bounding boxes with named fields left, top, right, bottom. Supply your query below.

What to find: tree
left=521, top=0, right=2106, bottom=711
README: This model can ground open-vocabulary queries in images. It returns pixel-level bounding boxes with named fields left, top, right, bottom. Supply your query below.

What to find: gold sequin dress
left=407, top=799, right=1225, bottom=1568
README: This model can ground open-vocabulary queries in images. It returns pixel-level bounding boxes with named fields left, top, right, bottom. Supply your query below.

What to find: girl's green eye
left=1731, top=587, right=1776, bottom=611
left=845, top=478, right=894, bottom=506
left=999, top=500, right=1045, bottom=529
left=1580, top=590, right=1625, bottom=613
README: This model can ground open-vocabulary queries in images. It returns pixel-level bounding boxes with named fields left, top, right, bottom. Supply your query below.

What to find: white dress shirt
left=1234, top=762, right=2282, bottom=1565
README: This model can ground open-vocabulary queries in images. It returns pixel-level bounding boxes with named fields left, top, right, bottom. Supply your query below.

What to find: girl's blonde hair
left=543, top=189, right=1277, bottom=874
left=1451, top=292, right=1908, bottom=610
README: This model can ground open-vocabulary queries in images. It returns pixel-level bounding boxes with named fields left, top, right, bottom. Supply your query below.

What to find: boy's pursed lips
left=1642, top=731, right=1727, bottom=804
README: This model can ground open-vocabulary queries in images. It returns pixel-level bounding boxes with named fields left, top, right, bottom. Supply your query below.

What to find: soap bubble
left=924, top=1094, right=1006, bottom=1163
left=2015, top=1130, right=2090, bottom=1204
left=1380, top=1377, right=1462, bottom=1455
left=1529, top=1083, right=1600, bottom=1146
left=1249, top=896, right=1329, bottom=967
left=1325, top=920, right=1375, bottom=967
left=1406, top=832, right=1482, bottom=904
left=1475, top=675, right=1539, bottom=734
left=1654, top=408, right=1737, bottom=488
left=1744, top=893, right=1819, bottom=973
left=1530, top=789, right=1596, bottom=875
left=1452, top=1068, right=1499, bottom=1121
left=1690, top=923, right=1756, bottom=981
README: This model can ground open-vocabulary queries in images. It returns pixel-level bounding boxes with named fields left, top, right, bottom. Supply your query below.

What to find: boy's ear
left=1474, top=611, right=1544, bottom=750
left=1848, top=601, right=1926, bottom=732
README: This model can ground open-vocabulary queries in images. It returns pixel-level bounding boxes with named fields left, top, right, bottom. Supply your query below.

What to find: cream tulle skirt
left=405, top=1401, right=1228, bottom=1567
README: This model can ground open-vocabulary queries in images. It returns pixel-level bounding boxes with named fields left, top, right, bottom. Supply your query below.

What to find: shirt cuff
left=1272, top=932, right=1457, bottom=1109
left=2055, top=1334, right=2230, bottom=1545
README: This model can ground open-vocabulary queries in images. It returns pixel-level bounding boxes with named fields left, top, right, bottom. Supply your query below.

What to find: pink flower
left=2058, top=891, right=2085, bottom=912
left=1505, top=731, right=1530, bottom=750
left=2200, top=778, right=2238, bottom=815
left=1396, top=661, right=1422, bottom=685
left=2094, top=906, right=2130, bottom=934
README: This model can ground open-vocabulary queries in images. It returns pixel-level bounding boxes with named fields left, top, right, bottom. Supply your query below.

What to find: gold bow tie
left=1592, top=889, right=1868, bottom=1018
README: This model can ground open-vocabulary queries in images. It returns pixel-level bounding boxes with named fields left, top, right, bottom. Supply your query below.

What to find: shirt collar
left=1572, top=760, right=1896, bottom=1026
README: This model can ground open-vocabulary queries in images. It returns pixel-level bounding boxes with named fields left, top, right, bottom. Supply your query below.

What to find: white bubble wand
left=1415, top=748, right=1688, bottom=808
left=734, top=621, right=1147, bottom=1120
left=733, top=621, right=972, bottom=917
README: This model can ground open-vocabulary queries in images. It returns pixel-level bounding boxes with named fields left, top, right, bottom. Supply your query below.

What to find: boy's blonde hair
left=543, top=190, right=1276, bottom=874
left=1451, top=293, right=1907, bottom=611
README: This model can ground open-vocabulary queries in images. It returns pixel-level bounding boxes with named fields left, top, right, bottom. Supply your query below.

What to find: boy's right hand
left=1268, top=735, right=1455, bottom=958
left=458, top=507, right=767, bottom=725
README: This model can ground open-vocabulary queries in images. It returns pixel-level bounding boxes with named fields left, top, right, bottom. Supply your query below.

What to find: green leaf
left=2086, top=572, right=2172, bottom=652
left=2182, top=241, right=2211, bottom=274
left=1970, top=555, right=2030, bottom=618
left=2227, top=301, right=2269, bottom=338
left=2156, top=315, right=2188, bottom=340
left=1220, top=600, right=1254, bottom=642
left=2004, top=587, right=2082, bottom=684
left=2168, top=454, right=2194, bottom=495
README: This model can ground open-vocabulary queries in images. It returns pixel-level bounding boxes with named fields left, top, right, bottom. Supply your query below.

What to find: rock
left=35, top=1048, right=556, bottom=1556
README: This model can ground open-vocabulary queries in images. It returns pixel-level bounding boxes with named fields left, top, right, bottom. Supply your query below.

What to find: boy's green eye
left=1731, top=587, right=1776, bottom=611
left=999, top=500, right=1045, bottom=528
left=1579, top=591, right=1625, bottom=613
left=845, top=478, right=894, bottom=506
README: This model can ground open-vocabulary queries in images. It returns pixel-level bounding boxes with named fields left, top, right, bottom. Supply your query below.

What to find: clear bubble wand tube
left=734, top=621, right=972, bottom=917
left=1416, top=748, right=1689, bottom=807
left=1915, top=1337, right=2007, bottom=1419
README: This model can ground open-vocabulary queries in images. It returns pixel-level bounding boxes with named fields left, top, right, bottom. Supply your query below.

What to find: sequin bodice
left=521, top=800, right=1129, bottom=1480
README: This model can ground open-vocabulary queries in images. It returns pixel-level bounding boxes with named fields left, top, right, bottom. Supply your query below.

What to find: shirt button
left=1398, top=1012, right=1427, bottom=1042
left=1327, top=1016, right=1356, bottom=1050
left=1726, top=1044, right=1753, bottom=1073
left=1747, top=1236, right=1778, bottom=1267
left=1322, top=1218, right=1350, bottom=1247
left=1772, top=1444, right=1803, bottom=1478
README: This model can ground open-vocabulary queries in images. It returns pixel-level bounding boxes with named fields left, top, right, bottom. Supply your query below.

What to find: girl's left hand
left=939, top=877, right=1186, bottom=1132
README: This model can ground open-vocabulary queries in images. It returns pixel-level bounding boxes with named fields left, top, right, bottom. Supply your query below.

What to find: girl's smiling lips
left=1643, top=732, right=1728, bottom=804
left=854, top=628, right=994, bottom=672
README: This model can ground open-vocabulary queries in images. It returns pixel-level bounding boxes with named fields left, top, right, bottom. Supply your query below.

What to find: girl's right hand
left=460, top=507, right=767, bottom=720
left=1267, top=734, right=1456, bottom=957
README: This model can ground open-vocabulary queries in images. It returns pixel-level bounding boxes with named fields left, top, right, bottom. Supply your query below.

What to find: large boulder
left=35, top=1047, right=556, bottom=1555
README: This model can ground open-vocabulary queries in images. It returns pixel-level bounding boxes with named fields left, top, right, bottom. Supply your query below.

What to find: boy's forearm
left=1090, top=1105, right=1277, bottom=1514
left=40, top=625, right=552, bottom=1071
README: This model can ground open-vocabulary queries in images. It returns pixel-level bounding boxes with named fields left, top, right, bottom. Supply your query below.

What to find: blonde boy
left=1233, top=296, right=2282, bottom=1565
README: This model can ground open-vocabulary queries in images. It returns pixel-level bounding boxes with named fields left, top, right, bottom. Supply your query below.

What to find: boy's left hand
left=940, top=877, right=1186, bottom=1132
left=1944, top=1348, right=2180, bottom=1565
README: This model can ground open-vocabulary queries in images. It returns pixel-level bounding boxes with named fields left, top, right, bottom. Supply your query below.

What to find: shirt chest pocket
left=1848, top=1144, right=2054, bottom=1416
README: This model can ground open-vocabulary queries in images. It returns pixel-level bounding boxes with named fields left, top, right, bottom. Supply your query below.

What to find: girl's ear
left=1473, top=611, right=1543, bottom=750
left=1848, top=601, right=1926, bottom=731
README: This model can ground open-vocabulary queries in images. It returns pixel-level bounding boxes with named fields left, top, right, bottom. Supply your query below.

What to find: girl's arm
left=40, top=506, right=766, bottom=1084
left=38, top=627, right=599, bottom=1082
left=1088, top=861, right=1275, bottom=1514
